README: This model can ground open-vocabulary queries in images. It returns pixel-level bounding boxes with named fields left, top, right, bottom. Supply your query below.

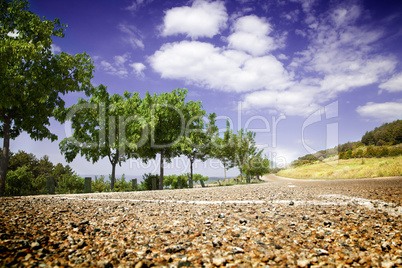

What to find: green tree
left=140, top=173, right=159, bottom=191
left=59, top=85, right=146, bottom=190
left=5, top=166, right=34, bottom=196
left=180, top=103, right=207, bottom=188
left=212, top=119, right=235, bottom=180
left=190, top=173, right=209, bottom=185
left=244, top=154, right=270, bottom=180
left=139, top=89, right=192, bottom=190
left=231, top=129, right=258, bottom=182
left=0, top=0, right=94, bottom=195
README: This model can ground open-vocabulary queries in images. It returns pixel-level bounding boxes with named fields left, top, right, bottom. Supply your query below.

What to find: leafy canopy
left=0, top=0, right=94, bottom=141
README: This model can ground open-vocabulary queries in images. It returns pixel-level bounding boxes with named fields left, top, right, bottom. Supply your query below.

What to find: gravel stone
left=1, top=174, right=401, bottom=267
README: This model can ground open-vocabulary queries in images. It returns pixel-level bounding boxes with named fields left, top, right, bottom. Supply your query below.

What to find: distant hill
left=291, top=119, right=402, bottom=167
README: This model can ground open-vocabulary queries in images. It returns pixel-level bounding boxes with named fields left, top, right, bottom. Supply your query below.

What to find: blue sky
left=6, top=0, right=402, bottom=178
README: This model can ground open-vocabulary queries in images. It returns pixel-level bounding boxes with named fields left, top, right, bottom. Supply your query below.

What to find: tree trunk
left=239, top=165, right=243, bottom=183
left=109, top=149, right=119, bottom=191
left=189, top=158, right=194, bottom=188
left=159, top=149, right=164, bottom=190
left=0, top=117, right=11, bottom=196
left=111, top=162, right=116, bottom=191
left=223, top=162, right=227, bottom=180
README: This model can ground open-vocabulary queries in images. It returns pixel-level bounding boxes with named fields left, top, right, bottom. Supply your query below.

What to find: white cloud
left=51, top=44, right=62, bottom=54
left=126, top=0, right=154, bottom=12
left=242, top=84, right=321, bottom=116
left=130, top=62, right=146, bottom=77
left=149, top=40, right=291, bottom=92
left=356, top=102, right=402, bottom=122
left=118, top=24, right=144, bottom=49
left=161, top=0, right=228, bottom=39
left=150, top=1, right=400, bottom=117
left=98, top=54, right=134, bottom=78
left=379, top=73, right=402, bottom=92
left=227, top=15, right=277, bottom=56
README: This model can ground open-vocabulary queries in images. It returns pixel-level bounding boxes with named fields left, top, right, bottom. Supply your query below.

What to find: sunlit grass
left=277, top=155, right=402, bottom=180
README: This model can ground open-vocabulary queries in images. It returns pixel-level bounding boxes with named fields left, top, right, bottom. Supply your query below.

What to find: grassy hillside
left=277, top=155, right=402, bottom=180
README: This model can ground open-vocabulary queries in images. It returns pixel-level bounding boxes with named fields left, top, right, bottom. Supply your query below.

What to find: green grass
left=277, top=155, right=402, bottom=180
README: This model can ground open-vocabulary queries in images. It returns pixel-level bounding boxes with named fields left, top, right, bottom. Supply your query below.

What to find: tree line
left=0, top=0, right=270, bottom=195
left=58, top=86, right=270, bottom=191
left=0, top=150, right=83, bottom=195
left=361, top=120, right=402, bottom=146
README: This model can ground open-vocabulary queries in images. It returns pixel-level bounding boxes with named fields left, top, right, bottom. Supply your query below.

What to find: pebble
left=0, top=175, right=401, bottom=267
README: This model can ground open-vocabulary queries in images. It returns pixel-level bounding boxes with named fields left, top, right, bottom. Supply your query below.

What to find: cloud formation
left=161, top=0, right=228, bottom=39
left=356, top=102, right=402, bottom=122
left=118, top=24, right=144, bottom=49
left=149, top=40, right=291, bottom=93
left=130, top=62, right=147, bottom=77
left=149, top=0, right=400, bottom=117
left=379, top=73, right=402, bottom=93
left=227, top=15, right=277, bottom=56
left=98, top=54, right=146, bottom=78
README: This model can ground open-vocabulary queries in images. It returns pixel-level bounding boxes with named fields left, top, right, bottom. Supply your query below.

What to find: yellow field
left=277, top=155, right=402, bottom=180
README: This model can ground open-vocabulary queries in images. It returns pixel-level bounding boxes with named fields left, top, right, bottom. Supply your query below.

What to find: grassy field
left=277, top=155, right=402, bottom=180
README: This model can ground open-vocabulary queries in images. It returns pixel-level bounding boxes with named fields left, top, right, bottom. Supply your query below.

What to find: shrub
left=92, top=175, right=110, bottom=192
left=5, top=166, right=35, bottom=196
left=31, top=175, right=47, bottom=195
left=365, top=146, right=376, bottom=158
left=56, top=174, right=85, bottom=194
left=352, top=149, right=364, bottom=158
left=140, top=173, right=159, bottom=191
left=114, top=174, right=132, bottom=192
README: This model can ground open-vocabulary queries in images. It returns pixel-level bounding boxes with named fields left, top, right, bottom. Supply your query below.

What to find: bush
left=92, top=175, right=110, bottom=192
left=389, top=147, right=402, bottom=156
left=56, top=174, right=85, bottom=194
left=114, top=174, right=132, bottom=192
left=5, top=166, right=35, bottom=196
left=364, top=146, right=376, bottom=158
left=31, top=175, right=47, bottom=195
left=377, top=146, right=389, bottom=158
left=140, top=173, right=159, bottom=191
left=352, top=149, right=364, bottom=158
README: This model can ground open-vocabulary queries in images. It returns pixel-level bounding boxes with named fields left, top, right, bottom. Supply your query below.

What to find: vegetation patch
left=278, top=155, right=402, bottom=180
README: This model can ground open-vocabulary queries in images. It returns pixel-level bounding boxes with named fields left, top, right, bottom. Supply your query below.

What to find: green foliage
left=113, top=174, right=132, bottom=192
left=164, top=174, right=188, bottom=189
left=211, top=119, right=235, bottom=179
left=56, top=175, right=85, bottom=194
left=139, top=173, right=159, bottom=191
left=0, top=0, right=94, bottom=195
left=338, top=145, right=402, bottom=159
left=140, top=88, right=204, bottom=189
left=295, top=120, right=402, bottom=166
left=59, top=85, right=145, bottom=190
left=92, top=175, right=110, bottom=192
left=191, top=173, right=209, bottom=184
left=3, top=150, right=82, bottom=196
left=243, top=155, right=270, bottom=178
left=361, top=120, right=402, bottom=146
left=230, top=129, right=260, bottom=181
left=5, top=166, right=35, bottom=196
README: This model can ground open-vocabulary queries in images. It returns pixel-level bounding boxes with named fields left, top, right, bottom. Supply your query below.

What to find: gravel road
left=1, top=175, right=401, bottom=267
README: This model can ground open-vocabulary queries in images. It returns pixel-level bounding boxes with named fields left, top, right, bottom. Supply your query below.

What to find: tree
left=243, top=154, right=270, bottom=180
left=0, top=0, right=94, bottom=195
left=180, top=102, right=207, bottom=188
left=212, top=119, right=235, bottom=180
left=59, top=85, right=146, bottom=190
left=230, top=129, right=258, bottom=182
left=139, top=88, right=192, bottom=190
